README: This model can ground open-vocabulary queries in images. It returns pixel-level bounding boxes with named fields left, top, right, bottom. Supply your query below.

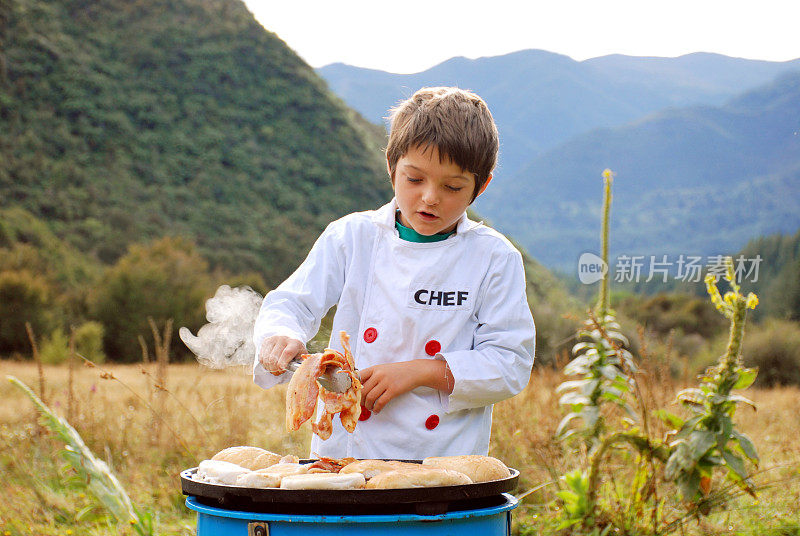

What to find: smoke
left=179, top=285, right=263, bottom=369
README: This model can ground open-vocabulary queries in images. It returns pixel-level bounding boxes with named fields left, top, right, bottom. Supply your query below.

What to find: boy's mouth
left=418, top=211, right=438, bottom=221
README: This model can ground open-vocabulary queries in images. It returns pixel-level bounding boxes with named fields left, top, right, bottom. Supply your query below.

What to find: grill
left=182, top=459, right=521, bottom=535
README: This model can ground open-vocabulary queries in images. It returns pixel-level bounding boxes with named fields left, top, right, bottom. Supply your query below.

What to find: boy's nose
left=421, top=187, right=439, bottom=205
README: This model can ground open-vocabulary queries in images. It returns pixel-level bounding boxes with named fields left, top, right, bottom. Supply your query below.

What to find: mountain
left=318, top=51, right=800, bottom=175
left=476, top=71, right=800, bottom=271
left=0, top=0, right=581, bottom=362
left=1, top=0, right=391, bottom=285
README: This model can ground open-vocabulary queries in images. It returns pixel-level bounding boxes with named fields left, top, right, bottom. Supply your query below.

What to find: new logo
left=577, top=252, right=608, bottom=284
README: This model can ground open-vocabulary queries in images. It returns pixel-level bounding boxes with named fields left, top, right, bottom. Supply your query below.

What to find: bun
left=236, top=471, right=282, bottom=488
left=340, top=459, right=426, bottom=480
left=422, top=455, right=511, bottom=482
left=235, top=463, right=308, bottom=488
left=366, top=468, right=472, bottom=489
left=211, top=446, right=283, bottom=470
left=196, top=459, right=250, bottom=485
left=280, top=473, right=366, bottom=490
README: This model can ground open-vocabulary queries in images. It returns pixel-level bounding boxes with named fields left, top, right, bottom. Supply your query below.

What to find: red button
left=364, top=327, right=378, bottom=343
left=425, top=414, right=440, bottom=430
left=425, top=340, right=441, bottom=356
left=359, top=405, right=371, bottom=421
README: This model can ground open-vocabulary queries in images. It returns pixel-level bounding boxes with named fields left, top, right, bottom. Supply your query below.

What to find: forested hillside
left=1, top=0, right=390, bottom=284
left=737, top=229, right=800, bottom=320
left=0, top=0, right=576, bottom=362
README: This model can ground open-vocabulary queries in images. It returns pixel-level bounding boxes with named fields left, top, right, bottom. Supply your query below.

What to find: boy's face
left=390, top=145, right=487, bottom=236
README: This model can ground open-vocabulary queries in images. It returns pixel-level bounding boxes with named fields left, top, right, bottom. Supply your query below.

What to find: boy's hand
left=360, top=359, right=454, bottom=414
left=258, top=336, right=307, bottom=376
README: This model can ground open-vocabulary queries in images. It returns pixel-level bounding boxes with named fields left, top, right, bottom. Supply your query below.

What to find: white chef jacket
left=253, top=198, right=535, bottom=460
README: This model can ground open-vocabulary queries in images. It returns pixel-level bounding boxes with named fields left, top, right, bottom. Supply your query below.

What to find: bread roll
left=234, top=462, right=309, bottom=488
left=196, top=459, right=251, bottom=485
left=422, top=455, right=511, bottom=482
left=235, top=471, right=282, bottom=488
left=366, top=468, right=472, bottom=489
left=340, top=459, right=426, bottom=480
left=211, top=446, right=283, bottom=470
left=280, top=473, right=366, bottom=490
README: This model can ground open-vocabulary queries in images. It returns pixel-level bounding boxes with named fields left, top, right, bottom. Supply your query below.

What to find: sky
left=242, top=0, right=800, bottom=74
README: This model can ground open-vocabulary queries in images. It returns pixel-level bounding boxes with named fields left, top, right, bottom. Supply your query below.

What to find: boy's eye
left=407, top=177, right=422, bottom=183
left=446, top=185, right=463, bottom=192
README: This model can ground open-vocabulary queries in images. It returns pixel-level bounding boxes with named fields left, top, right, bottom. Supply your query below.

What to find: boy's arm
left=437, top=250, right=535, bottom=413
left=252, top=222, right=347, bottom=387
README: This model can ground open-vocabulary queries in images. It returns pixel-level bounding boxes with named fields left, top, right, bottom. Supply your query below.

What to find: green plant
left=660, top=262, right=760, bottom=504
left=556, top=469, right=592, bottom=530
left=40, top=327, right=70, bottom=365
left=551, top=169, right=763, bottom=534
left=557, top=170, right=637, bottom=449
left=7, top=375, right=154, bottom=536
left=556, top=313, right=637, bottom=447
left=73, top=321, right=106, bottom=364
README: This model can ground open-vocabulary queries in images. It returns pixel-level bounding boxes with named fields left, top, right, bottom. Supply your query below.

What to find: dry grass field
left=1, top=358, right=799, bottom=535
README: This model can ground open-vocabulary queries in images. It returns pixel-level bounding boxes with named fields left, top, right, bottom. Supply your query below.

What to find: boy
left=253, top=87, right=535, bottom=459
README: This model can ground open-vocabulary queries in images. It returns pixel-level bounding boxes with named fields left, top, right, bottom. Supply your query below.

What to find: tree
left=0, top=270, right=52, bottom=354
left=90, top=237, right=212, bottom=362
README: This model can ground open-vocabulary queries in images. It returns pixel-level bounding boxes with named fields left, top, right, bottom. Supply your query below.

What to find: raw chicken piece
left=285, top=331, right=362, bottom=439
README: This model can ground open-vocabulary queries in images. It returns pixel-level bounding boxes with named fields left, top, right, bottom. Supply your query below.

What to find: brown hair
left=386, top=87, right=498, bottom=201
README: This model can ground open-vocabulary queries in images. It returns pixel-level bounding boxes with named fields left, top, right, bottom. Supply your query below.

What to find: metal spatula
left=286, top=359, right=353, bottom=393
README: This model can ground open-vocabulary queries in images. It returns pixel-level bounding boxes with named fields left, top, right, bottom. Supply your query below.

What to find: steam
left=179, top=285, right=263, bottom=369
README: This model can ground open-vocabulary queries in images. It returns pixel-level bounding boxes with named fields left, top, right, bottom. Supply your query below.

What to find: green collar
left=395, top=213, right=455, bottom=243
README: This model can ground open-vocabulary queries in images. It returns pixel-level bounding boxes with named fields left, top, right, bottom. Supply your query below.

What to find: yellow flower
left=602, top=169, right=614, bottom=184
left=724, top=292, right=736, bottom=306
left=746, top=293, right=759, bottom=310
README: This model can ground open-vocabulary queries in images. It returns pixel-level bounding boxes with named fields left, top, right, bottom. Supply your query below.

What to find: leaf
left=721, top=448, right=750, bottom=482
left=732, top=367, right=758, bottom=390
left=606, top=331, right=630, bottom=347
left=556, top=517, right=583, bottom=531
left=655, top=409, right=685, bottom=429
left=600, top=365, right=621, bottom=381
left=564, top=469, right=588, bottom=493
left=556, top=413, right=581, bottom=437
left=725, top=393, right=757, bottom=410
left=571, top=342, right=592, bottom=356
left=674, top=415, right=704, bottom=439
left=599, top=390, right=623, bottom=404
left=665, top=441, right=695, bottom=480
left=556, top=490, right=579, bottom=503
left=581, top=378, right=600, bottom=396
left=559, top=392, right=591, bottom=406
left=687, top=430, right=716, bottom=462
left=732, top=430, right=759, bottom=463
left=676, top=388, right=706, bottom=408
left=675, top=469, right=701, bottom=501
left=611, top=375, right=632, bottom=392
left=556, top=379, right=590, bottom=394
left=564, top=356, right=590, bottom=375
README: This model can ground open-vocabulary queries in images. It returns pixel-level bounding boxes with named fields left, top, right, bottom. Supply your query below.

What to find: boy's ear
left=386, top=157, right=395, bottom=187
left=476, top=174, right=493, bottom=197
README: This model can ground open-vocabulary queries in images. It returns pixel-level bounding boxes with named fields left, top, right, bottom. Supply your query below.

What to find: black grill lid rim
left=180, top=459, right=519, bottom=506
